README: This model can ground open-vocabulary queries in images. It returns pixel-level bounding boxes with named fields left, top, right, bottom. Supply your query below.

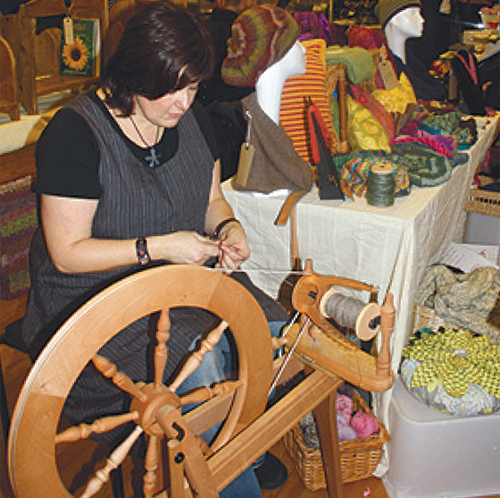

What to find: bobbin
left=367, top=162, right=396, bottom=208
left=319, top=288, right=382, bottom=341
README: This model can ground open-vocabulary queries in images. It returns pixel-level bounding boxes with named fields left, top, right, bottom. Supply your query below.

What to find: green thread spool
left=366, top=163, right=396, bottom=208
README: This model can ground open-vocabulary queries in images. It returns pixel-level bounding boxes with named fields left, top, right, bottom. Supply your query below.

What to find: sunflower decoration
left=62, top=37, right=89, bottom=72
left=401, top=328, right=500, bottom=416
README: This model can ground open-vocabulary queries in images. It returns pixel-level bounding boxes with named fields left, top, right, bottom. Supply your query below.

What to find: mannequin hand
left=153, top=231, right=221, bottom=266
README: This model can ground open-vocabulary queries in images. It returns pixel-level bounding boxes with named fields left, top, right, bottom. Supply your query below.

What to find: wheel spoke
left=55, top=412, right=139, bottom=444
left=168, top=321, right=228, bottom=393
left=154, top=309, right=171, bottom=388
left=79, top=425, right=143, bottom=498
left=93, top=355, right=147, bottom=402
left=179, top=380, right=243, bottom=406
left=143, top=435, right=159, bottom=498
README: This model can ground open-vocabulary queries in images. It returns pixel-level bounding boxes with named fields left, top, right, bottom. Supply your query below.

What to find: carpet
left=0, top=175, right=37, bottom=300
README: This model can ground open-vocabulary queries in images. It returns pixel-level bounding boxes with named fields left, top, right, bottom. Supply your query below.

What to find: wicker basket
left=412, top=304, right=449, bottom=333
left=464, top=188, right=500, bottom=218
left=283, top=391, right=390, bottom=491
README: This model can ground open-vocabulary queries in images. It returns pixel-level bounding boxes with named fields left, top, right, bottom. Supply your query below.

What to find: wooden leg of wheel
left=313, top=390, right=344, bottom=498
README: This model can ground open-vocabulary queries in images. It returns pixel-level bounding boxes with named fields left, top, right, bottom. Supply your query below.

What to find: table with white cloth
left=222, top=114, right=499, bottom=474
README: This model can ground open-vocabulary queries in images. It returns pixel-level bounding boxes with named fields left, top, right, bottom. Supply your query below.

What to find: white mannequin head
left=255, top=41, right=307, bottom=124
left=384, top=7, right=424, bottom=62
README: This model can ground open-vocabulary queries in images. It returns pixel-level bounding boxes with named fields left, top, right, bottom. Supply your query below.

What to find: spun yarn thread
left=323, top=293, right=366, bottom=330
left=366, top=163, right=396, bottom=207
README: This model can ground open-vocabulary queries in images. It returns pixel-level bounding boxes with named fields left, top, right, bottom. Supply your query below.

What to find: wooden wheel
left=8, top=265, right=273, bottom=498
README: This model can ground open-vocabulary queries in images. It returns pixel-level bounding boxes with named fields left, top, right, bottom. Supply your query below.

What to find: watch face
left=136, top=238, right=150, bottom=265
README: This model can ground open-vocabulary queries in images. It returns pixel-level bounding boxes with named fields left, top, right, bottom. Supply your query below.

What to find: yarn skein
left=319, top=289, right=382, bottom=341
left=366, top=163, right=396, bottom=207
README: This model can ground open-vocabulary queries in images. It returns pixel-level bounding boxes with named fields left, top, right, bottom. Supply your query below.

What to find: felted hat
left=375, top=0, right=422, bottom=28
left=221, top=5, right=299, bottom=87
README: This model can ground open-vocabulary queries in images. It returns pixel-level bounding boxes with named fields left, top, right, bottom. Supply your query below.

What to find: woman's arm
left=204, top=160, right=250, bottom=270
left=42, top=194, right=138, bottom=273
left=42, top=193, right=221, bottom=274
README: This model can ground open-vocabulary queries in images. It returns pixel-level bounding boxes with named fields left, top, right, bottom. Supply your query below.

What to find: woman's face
left=134, top=82, right=199, bottom=128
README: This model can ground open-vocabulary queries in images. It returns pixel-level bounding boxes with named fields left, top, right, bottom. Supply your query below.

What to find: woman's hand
left=151, top=231, right=220, bottom=266
left=214, top=221, right=250, bottom=271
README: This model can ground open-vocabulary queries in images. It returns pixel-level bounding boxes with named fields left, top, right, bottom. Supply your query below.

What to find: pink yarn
left=350, top=412, right=379, bottom=438
left=399, top=120, right=420, bottom=136
left=391, top=135, right=453, bottom=158
left=336, top=394, right=354, bottom=422
left=337, top=412, right=358, bottom=441
left=417, top=130, right=457, bottom=153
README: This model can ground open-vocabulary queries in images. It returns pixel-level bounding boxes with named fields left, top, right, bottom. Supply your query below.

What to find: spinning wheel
left=8, top=265, right=273, bottom=498
left=8, top=262, right=395, bottom=498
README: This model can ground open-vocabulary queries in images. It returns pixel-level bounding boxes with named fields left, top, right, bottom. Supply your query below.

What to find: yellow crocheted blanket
left=403, top=328, right=500, bottom=398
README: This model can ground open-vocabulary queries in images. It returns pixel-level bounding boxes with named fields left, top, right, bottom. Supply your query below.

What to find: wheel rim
left=9, top=265, right=273, bottom=498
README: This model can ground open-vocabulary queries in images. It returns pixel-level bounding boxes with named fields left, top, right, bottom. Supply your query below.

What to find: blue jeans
left=176, top=321, right=286, bottom=498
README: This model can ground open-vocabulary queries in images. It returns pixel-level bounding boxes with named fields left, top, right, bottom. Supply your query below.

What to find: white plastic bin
left=464, top=210, right=500, bottom=265
left=383, top=376, right=500, bottom=498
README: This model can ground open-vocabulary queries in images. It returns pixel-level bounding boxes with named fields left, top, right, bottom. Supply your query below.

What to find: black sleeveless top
left=21, top=93, right=286, bottom=432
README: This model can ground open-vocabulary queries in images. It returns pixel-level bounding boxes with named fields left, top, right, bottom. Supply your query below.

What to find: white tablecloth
left=223, top=115, right=499, bottom=474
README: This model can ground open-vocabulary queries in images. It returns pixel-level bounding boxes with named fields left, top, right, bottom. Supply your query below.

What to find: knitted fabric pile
left=416, top=265, right=500, bottom=346
left=401, top=328, right=500, bottom=416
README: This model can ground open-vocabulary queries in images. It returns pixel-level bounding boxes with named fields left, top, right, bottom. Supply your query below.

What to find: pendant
left=145, top=147, right=161, bottom=168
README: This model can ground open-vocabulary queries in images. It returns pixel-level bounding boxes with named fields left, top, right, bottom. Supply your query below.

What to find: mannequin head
left=385, top=7, right=424, bottom=61
left=255, top=40, right=306, bottom=122
left=386, top=7, right=424, bottom=40
left=375, top=0, right=422, bottom=29
left=376, top=0, right=423, bottom=62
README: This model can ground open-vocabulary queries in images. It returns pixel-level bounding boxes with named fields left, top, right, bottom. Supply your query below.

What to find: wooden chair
left=7, top=263, right=394, bottom=498
left=0, top=0, right=109, bottom=116
left=0, top=34, right=20, bottom=120
left=103, top=0, right=137, bottom=64
left=326, top=63, right=349, bottom=154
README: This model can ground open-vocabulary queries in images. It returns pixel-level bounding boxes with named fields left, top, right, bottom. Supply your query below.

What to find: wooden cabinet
left=0, top=34, right=20, bottom=120
left=0, top=0, right=108, bottom=116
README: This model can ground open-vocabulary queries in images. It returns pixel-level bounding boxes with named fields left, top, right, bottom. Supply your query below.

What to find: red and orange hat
left=221, top=5, right=299, bottom=87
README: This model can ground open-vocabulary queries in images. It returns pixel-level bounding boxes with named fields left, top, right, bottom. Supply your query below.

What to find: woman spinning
left=21, top=2, right=287, bottom=495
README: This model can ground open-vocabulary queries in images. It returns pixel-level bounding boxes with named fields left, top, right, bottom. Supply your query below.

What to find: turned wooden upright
left=8, top=263, right=394, bottom=498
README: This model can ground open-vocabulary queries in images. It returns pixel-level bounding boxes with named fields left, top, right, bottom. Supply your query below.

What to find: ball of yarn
left=337, top=412, right=358, bottom=441
left=336, top=394, right=354, bottom=422
left=350, top=411, right=379, bottom=438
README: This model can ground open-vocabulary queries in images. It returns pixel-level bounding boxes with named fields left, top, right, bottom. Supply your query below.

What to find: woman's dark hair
left=101, top=0, right=214, bottom=115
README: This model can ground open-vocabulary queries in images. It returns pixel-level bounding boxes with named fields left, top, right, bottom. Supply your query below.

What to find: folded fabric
left=387, top=142, right=452, bottom=187
left=347, top=25, right=397, bottom=89
left=232, top=92, right=313, bottom=194
left=325, top=45, right=376, bottom=85
left=372, top=72, right=417, bottom=115
left=416, top=265, right=500, bottom=345
left=391, top=135, right=453, bottom=158
left=350, top=83, right=396, bottom=141
left=346, top=95, right=391, bottom=152
left=293, top=11, right=336, bottom=46
left=421, top=112, right=478, bottom=149
left=341, top=155, right=410, bottom=198
left=400, top=118, right=458, bottom=154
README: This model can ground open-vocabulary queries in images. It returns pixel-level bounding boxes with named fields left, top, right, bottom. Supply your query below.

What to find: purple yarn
left=337, top=412, right=358, bottom=441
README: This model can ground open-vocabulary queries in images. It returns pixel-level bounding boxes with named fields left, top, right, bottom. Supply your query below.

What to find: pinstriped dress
left=21, top=94, right=286, bottom=440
